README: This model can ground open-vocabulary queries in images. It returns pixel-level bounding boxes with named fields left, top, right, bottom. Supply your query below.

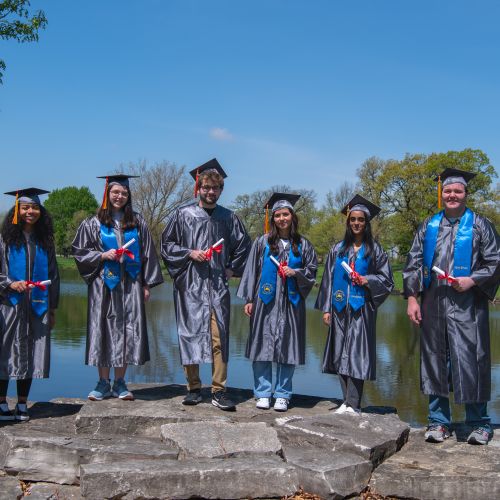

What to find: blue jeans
left=428, top=395, right=491, bottom=432
left=252, top=361, right=295, bottom=400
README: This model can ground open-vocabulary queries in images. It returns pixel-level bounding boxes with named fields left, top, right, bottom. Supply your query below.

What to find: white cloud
left=209, top=127, right=234, bottom=142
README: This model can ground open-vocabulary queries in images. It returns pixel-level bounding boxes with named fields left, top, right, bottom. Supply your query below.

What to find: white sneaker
left=335, top=403, right=348, bottom=414
left=344, top=405, right=361, bottom=415
left=256, top=397, right=271, bottom=409
left=273, top=397, right=289, bottom=412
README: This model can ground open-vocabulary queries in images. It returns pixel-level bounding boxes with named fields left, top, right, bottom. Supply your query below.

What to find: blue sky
left=1, top=0, right=499, bottom=211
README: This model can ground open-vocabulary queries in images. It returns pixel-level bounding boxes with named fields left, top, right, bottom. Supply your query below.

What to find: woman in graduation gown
left=0, top=188, right=60, bottom=421
left=237, top=193, right=317, bottom=412
left=315, top=194, right=393, bottom=414
left=72, top=175, right=163, bottom=401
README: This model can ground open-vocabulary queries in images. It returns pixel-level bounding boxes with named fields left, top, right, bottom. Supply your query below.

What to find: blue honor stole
left=259, top=243, right=303, bottom=307
left=8, top=243, right=49, bottom=317
left=332, top=244, right=370, bottom=312
left=100, top=224, right=141, bottom=290
left=423, top=208, right=473, bottom=288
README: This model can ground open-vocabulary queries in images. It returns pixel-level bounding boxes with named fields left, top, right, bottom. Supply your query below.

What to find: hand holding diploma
left=340, top=261, right=365, bottom=286
left=432, top=265, right=457, bottom=283
left=26, top=280, right=51, bottom=291
left=205, top=238, right=224, bottom=260
left=116, top=238, right=136, bottom=262
left=270, top=254, right=295, bottom=280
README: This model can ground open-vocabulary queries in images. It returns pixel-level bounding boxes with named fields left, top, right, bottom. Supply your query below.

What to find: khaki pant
left=183, top=312, right=227, bottom=394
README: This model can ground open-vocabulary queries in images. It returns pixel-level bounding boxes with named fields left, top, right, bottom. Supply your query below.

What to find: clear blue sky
left=1, top=0, right=499, bottom=211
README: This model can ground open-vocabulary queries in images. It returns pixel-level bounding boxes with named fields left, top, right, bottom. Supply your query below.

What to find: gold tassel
left=101, top=177, right=109, bottom=210
left=437, top=175, right=442, bottom=210
left=264, top=205, right=270, bottom=234
left=194, top=169, right=200, bottom=198
left=12, top=192, right=19, bottom=224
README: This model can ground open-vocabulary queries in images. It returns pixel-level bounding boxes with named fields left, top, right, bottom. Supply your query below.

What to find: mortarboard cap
left=434, top=168, right=476, bottom=187
left=189, top=158, right=227, bottom=197
left=341, top=194, right=381, bottom=221
left=97, top=174, right=139, bottom=209
left=4, top=187, right=50, bottom=224
left=264, top=192, right=301, bottom=212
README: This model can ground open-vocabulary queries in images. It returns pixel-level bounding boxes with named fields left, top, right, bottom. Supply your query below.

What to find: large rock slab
left=25, top=482, right=82, bottom=499
left=80, top=456, right=300, bottom=499
left=160, top=421, right=282, bottom=458
left=0, top=474, right=23, bottom=499
left=370, top=426, right=500, bottom=500
left=276, top=411, right=409, bottom=466
left=0, top=427, right=178, bottom=485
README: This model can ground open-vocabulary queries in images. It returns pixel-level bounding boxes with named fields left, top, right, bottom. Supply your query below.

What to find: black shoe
left=182, top=390, right=202, bottom=406
left=211, top=391, right=236, bottom=411
left=0, top=403, right=15, bottom=421
left=14, top=404, right=30, bottom=422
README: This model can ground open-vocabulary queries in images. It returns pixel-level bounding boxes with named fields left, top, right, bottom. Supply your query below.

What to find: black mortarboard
left=4, top=188, right=50, bottom=224
left=189, top=158, right=227, bottom=197
left=263, top=192, right=301, bottom=212
left=97, top=174, right=139, bottom=209
left=434, top=168, right=477, bottom=187
left=341, top=194, right=381, bottom=220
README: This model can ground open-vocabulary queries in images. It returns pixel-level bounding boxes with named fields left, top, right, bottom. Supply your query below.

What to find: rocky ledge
left=0, top=384, right=497, bottom=499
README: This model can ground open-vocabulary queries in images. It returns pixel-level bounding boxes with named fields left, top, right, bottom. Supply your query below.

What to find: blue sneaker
left=112, top=378, right=134, bottom=400
left=88, top=379, right=112, bottom=401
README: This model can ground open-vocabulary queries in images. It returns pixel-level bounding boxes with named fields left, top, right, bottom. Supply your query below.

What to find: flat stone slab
left=276, top=411, right=409, bottom=466
left=24, top=482, right=82, bottom=499
left=160, top=421, right=282, bottom=458
left=80, top=456, right=300, bottom=499
left=370, top=426, right=500, bottom=500
left=0, top=427, right=178, bottom=485
left=0, top=474, right=23, bottom=498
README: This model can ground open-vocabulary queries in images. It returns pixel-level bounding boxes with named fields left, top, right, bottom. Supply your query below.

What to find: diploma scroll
left=117, top=238, right=136, bottom=262
left=205, top=238, right=224, bottom=259
left=432, top=265, right=457, bottom=283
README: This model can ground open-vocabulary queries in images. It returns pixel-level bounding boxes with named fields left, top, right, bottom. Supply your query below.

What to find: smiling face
left=108, top=184, right=130, bottom=211
left=273, top=207, right=293, bottom=236
left=19, top=203, right=41, bottom=228
left=348, top=210, right=367, bottom=237
left=198, top=181, right=222, bottom=207
left=442, top=182, right=467, bottom=217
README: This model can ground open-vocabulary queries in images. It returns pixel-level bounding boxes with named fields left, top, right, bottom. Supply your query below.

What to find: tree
left=0, top=1, right=47, bottom=83
left=45, top=186, right=98, bottom=254
left=117, top=159, right=192, bottom=248
left=231, top=185, right=317, bottom=241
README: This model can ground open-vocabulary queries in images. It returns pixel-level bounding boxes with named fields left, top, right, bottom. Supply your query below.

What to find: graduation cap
left=4, top=188, right=50, bottom=225
left=434, top=168, right=477, bottom=209
left=189, top=158, right=227, bottom=197
left=97, top=174, right=139, bottom=209
left=263, top=192, right=301, bottom=233
left=341, top=194, right=381, bottom=221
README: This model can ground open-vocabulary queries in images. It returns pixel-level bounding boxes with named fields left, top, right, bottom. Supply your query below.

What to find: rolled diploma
left=432, top=265, right=454, bottom=280
left=270, top=255, right=281, bottom=267
left=212, top=238, right=224, bottom=248
left=341, top=261, right=353, bottom=275
left=28, top=279, right=51, bottom=288
left=121, top=238, right=136, bottom=250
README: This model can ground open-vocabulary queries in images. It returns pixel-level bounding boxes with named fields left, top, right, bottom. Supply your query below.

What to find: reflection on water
left=10, top=271, right=499, bottom=426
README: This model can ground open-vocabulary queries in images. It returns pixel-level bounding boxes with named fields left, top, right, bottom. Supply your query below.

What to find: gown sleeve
left=294, top=238, right=317, bottom=300
left=71, top=217, right=103, bottom=285
left=314, top=245, right=336, bottom=313
left=365, top=242, right=394, bottom=309
left=48, top=244, right=60, bottom=309
left=161, top=209, right=192, bottom=280
left=227, top=213, right=252, bottom=278
left=0, top=236, right=13, bottom=296
left=402, top=219, right=428, bottom=298
left=137, top=215, right=164, bottom=288
left=236, top=237, right=263, bottom=303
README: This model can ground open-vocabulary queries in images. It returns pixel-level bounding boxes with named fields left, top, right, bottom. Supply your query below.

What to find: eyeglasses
left=110, top=191, right=129, bottom=198
left=200, top=185, right=221, bottom=192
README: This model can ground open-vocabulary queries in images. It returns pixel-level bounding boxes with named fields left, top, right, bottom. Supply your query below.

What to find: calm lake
left=8, top=270, right=500, bottom=427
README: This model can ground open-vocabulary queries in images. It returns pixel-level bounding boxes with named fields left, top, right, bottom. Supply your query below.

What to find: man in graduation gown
left=161, top=159, right=251, bottom=410
left=404, top=168, right=499, bottom=444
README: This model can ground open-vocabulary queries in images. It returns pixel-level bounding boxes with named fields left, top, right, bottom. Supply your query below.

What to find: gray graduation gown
left=403, top=212, right=500, bottom=403
left=72, top=214, right=163, bottom=367
left=0, top=235, right=60, bottom=379
left=237, top=236, right=317, bottom=365
left=161, top=202, right=251, bottom=365
left=315, top=241, right=394, bottom=381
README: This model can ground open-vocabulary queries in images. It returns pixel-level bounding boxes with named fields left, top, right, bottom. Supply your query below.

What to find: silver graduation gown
left=0, top=235, right=60, bottom=379
left=72, top=214, right=163, bottom=367
left=315, top=241, right=394, bottom=381
left=161, top=202, right=251, bottom=365
left=237, top=235, right=317, bottom=365
left=403, top=211, right=500, bottom=403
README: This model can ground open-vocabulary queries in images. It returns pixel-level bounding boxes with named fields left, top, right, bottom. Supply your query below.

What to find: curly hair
left=267, top=209, right=301, bottom=257
left=1, top=205, right=55, bottom=250
left=197, top=170, right=225, bottom=190
left=97, top=185, right=137, bottom=229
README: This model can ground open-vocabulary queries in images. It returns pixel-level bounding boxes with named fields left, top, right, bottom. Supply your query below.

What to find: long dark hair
left=339, top=217, right=374, bottom=260
left=97, top=185, right=137, bottom=229
left=268, top=209, right=301, bottom=256
left=1, top=205, right=55, bottom=250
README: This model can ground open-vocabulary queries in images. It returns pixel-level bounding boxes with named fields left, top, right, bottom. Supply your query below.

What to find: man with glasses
left=161, top=159, right=251, bottom=410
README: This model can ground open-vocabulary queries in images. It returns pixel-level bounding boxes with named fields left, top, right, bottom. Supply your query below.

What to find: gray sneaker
left=424, top=424, right=450, bottom=443
left=467, top=427, right=491, bottom=445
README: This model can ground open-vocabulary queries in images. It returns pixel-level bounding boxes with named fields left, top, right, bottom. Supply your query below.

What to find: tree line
left=26, top=149, right=498, bottom=262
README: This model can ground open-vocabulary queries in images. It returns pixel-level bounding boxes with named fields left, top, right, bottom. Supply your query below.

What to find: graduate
left=237, top=193, right=317, bottom=412
left=0, top=188, right=60, bottom=421
left=72, top=174, right=163, bottom=401
left=161, top=159, right=251, bottom=410
left=404, top=168, right=500, bottom=444
left=315, top=194, right=393, bottom=414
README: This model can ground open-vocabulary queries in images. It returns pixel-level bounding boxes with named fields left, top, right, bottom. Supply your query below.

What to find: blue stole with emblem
left=423, top=208, right=473, bottom=288
left=332, top=244, right=370, bottom=312
left=8, top=243, right=49, bottom=317
left=100, top=224, right=141, bottom=290
left=259, top=243, right=302, bottom=307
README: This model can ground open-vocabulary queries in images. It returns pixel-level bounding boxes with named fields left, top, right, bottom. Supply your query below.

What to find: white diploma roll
left=270, top=255, right=281, bottom=267
left=432, top=266, right=454, bottom=279
left=121, top=238, right=136, bottom=250
left=28, top=280, right=51, bottom=288
left=212, top=238, right=224, bottom=248
left=341, top=261, right=353, bottom=275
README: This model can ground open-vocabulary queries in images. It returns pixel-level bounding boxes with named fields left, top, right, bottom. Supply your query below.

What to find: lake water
left=7, top=270, right=500, bottom=426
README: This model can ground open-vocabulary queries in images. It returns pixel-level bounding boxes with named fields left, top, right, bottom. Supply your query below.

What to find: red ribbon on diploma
left=205, top=243, right=223, bottom=260
left=437, top=272, right=457, bottom=284
left=26, top=280, right=47, bottom=291
left=278, top=260, right=288, bottom=281
left=349, top=260, right=363, bottom=286
left=115, top=248, right=134, bottom=260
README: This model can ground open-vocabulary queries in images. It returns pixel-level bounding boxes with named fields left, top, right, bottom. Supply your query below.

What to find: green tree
left=0, top=0, right=47, bottom=83
left=45, top=186, right=98, bottom=254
